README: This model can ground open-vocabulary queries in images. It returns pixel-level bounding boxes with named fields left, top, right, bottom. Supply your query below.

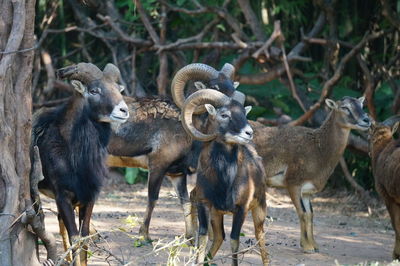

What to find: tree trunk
left=0, top=0, right=40, bottom=265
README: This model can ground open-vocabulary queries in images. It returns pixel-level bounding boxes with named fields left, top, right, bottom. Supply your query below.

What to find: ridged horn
left=56, top=63, right=103, bottom=84
left=182, top=89, right=230, bottom=141
left=382, top=115, right=400, bottom=127
left=220, top=63, right=235, bottom=79
left=103, top=63, right=121, bottom=82
left=171, top=63, right=220, bottom=113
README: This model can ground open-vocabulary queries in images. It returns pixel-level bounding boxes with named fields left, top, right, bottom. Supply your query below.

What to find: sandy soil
left=39, top=172, right=399, bottom=266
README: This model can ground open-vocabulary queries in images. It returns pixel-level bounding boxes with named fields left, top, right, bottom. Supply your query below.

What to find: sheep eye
left=221, top=114, right=229, bottom=119
left=341, top=106, right=350, bottom=113
left=89, top=88, right=100, bottom=95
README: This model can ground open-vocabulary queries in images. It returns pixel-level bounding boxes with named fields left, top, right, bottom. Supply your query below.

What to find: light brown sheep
left=251, top=96, right=371, bottom=253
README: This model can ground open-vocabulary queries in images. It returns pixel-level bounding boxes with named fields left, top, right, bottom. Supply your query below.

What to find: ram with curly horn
left=181, top=89, right=269, bottom=265
left=106, top=63, right=246, bottom=242
left=369, top=115, right=400, bottom=260
left=32, top=62, right=129, bottom=266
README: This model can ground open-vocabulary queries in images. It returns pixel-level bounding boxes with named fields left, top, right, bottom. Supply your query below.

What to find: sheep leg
left=252, top=204, right=269, bottom=265
left=189, top=188, right=199, bottom=243
left=168, top=174, right=194, bottom=241
left=189, top=188, right=214, bottom=243
left=58, top=215, right=72, bottom=262
left=139, top=166, right=168, bottom=241
left=78, top=201, right=95, bottom=266
left=301, top=194, right=318, bottom=251
left=288, top=187, right=318, bottom=253
left=231, top=206, right=247, bottom=266
left=209, top=208, right=225, bottom=258
left=380, top=189, right=400, bottom=259
left=196, top=203, right=210, bottom=264
left=56, top=197, right=81, bottom=266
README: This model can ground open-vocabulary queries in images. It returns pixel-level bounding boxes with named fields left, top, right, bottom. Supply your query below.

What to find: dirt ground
left=39, top=171, right=400, bottom=266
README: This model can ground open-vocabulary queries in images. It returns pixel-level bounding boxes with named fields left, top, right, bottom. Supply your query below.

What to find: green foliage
left=124, top=168, right=148, bottom=184
left=124, top=168, right=139, bottom=185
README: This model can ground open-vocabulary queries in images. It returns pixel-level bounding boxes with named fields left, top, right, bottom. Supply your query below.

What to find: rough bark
left=0, top=0, right=41, bottom=265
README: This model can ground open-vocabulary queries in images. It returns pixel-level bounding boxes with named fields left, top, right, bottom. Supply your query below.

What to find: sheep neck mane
left=62, top=96, right=111, bottom=203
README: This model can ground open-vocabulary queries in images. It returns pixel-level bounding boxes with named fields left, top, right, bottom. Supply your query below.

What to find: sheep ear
left=71, top=80, right=86, bottom=95
left=325, top=98, right=338, bottom=109
left=194, top=81, right=207, bottom=90
left=119, top=85, right=125, bottom=92
left=358, top=96, right=366, bottom=106
left=205, top=104, right=216, bottom=116
left=233, top=81, right=240, bottom=89
left=245, top=106, right=252, bottom=116
left=392, top=122, right=399, bottom=135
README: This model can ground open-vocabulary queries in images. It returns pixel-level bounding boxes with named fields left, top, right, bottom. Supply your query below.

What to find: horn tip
left=56, top=65, right=76, bottom=79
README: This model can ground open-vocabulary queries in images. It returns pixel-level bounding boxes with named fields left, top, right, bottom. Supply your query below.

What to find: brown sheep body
left=370, top=116, right=400, bottom=259
left=251, top=96, right=371, bottom=253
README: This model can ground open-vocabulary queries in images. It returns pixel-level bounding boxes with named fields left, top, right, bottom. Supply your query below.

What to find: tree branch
left=238, top=13, right=326, bottom=84
left=289, top=30, right=385, bottom=126
left=237, top=0, right=266, bottom=41
left=252, top=20, right=281, bottom=59
left=357, top=55, right=376, bottom=119
left=134, top=0, right=160, bottom=44
left=155, top=18, right=219, bottom=53
left=96, top=15, right=152, bottom=46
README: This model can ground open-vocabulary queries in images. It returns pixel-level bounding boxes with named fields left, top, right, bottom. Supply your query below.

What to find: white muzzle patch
left=225, top=124, right=253, bottom=144
left=110, top=100, right=129, bottom=123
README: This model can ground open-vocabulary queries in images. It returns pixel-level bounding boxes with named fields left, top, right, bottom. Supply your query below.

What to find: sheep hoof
left=301, top=242, right=319, bottom=253
left=302, top=247, right=319, bottom=253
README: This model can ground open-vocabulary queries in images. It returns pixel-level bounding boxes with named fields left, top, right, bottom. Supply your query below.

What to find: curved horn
left=171, top=63, right=219, bottom=111
left=382, top=115, right=400, bottom=127
left=56, top=63, right=103, bottom=84
left=182, top=89, right=230, bottom=141
left=103, top=63, right=121, bottom=82
left=220, top=63, right=235, bottom=79
left=232, top=91, right=245, bottom=105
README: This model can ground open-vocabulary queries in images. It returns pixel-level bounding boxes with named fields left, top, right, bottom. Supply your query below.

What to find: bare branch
left=134, top=0, right=160, bottom=44
left=237, top=0, right=266, bottom=41
left=96, top=15, right=152, bottom=46
left=160, top=0, right=208, bottom=15
left=357, top=55, right=376, bottom=119
left=162, top=0, right=248, bottom=41
left=155, top=18, right=219, bottom=53
left=279, top=32, right=307, bottom=112
left=238, top=13, right=326, bottom=84
left=157, top=4, right=168, bottom=96
left=212, top=5, right=249, bottom=41
left=252, top=20, right=281, bottom=59
left=156, top=41, right=264, bottom=51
